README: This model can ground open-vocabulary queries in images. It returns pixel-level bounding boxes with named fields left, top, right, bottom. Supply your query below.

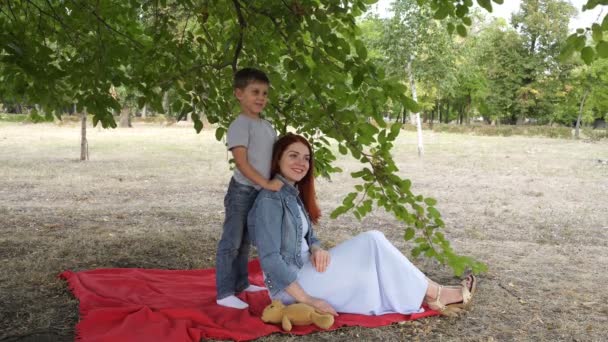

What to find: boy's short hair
left=234, top=68, right=269, bottom=90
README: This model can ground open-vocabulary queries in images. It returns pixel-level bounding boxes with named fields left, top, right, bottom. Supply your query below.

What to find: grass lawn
left=1, top=122, right=607, bottom=341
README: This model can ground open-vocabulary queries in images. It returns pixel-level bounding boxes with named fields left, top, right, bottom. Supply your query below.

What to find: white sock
left=216, top=295, right=248, bottom=309
left=244, top=284, right=266, bottom=292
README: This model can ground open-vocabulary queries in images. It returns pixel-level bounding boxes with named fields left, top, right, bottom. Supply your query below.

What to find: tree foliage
left=360, top=0, right=606, bottom=126
left=417, top=0, right=607, bottom=64
left=0, top=1, right=486, bottom=275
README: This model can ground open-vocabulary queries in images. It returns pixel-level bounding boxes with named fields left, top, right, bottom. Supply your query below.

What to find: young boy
left=216, top=68, right=282, bottom=309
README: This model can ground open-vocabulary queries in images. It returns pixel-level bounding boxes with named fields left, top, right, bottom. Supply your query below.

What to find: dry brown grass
left=0, top=122, right=607, bottom=341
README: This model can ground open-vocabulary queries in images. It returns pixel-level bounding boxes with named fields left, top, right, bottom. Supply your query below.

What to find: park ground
left=0, top=122, right=607, bottom=341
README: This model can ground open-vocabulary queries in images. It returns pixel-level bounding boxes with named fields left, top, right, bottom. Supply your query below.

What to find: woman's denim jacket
left=247, top=174, right=321, bottom=296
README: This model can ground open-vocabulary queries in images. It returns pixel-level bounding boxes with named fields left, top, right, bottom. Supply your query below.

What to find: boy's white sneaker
left=244, top=284, right=266, bottom=292
left=216, top=295, right=248, bottom=309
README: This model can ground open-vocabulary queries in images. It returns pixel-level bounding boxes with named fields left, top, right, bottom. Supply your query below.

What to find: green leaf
left=456, top=5, right=468, bottom=18
left=404, top=96, right=420, bottom=112
left=597, top=41, right=608, bottom=58
left=477, top=0, right=493, bottom=12
left=584, top=0, right=600, bottom=11
left=215, top=127, right=225, bottom=141
left=388, top=123, right=401, bottom=140
left=559, top=45, right=575, bottom=61
left=415, top=205, right=424, bottom=216
left=194, top=118, right=203, bottom=133
left=424, top=248, right=437, bottom=257
left=435, top=231, right=445, bottom=241
left=338, top=144, right=348, bottom=155
left=399, top=179, right=412, bottom=192
left=343, top=192, right=358, bottom=205
left=427, top=207, right=441, bottom=218
left=462, top=17, right=472, bottom=26
left=592, top=23, right=604, bottom=43
left=581, top=46, right=595, bottom=64
left=433, top=7, right=449, bottom=20
left=424, top=197, right=437, bottom=206
left=353, top=71, right=364, bottom=88
left=447, top=256, right=467, bottom=276
left=447, top=23, right=455, bottom=35
left=456, top=24, right=467, bottom=37
left=603, top=13, right=608, bottom=30
left=330, top=206, right=348, bottom=219
left=351, top=168, right=371, bottom=178
left=574, top=35, right=586, bottom=50
left=354, top=40, right=368, bottom=60
left=404, top=227, right=415, bottom=241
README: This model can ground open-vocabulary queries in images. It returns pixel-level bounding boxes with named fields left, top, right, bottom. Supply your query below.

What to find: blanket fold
left=61, top=260, right=437, bottom=341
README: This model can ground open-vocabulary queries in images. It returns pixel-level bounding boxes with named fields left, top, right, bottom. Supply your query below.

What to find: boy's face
left=235, top=81, right=269, bottom=117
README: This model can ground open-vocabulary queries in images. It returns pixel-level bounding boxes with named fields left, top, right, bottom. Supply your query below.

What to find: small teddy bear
left=261, top=299, right=335, bottom=332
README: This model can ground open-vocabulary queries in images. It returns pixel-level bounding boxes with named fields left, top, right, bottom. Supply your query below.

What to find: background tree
left=510, top=0, right=577, bottom=124
left=451, top=16, right=489, bottom=125
left=467, top=19, right=526, bottom=124
left=419, top=0, right=606, bottom=65
left=567, top=57, right=608, bottom=137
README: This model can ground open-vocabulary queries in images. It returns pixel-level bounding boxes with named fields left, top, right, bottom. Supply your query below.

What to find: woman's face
left=279, top=142, right=310, bottom=184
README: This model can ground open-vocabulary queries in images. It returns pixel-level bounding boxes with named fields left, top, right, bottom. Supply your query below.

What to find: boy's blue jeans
left=216, top=177, right=259, bottom=300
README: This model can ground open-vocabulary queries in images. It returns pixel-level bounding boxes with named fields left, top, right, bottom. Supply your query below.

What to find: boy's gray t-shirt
left=226, top=114, right=277, bottom=189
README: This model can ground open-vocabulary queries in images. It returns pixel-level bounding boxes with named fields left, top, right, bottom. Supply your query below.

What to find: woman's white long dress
left=269, top=206, right=429, bottom=315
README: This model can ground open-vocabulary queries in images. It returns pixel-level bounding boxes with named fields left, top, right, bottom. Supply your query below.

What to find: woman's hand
left=306, top=297, right=338, bottom=316
left=310, top=248, right=330, bottom=273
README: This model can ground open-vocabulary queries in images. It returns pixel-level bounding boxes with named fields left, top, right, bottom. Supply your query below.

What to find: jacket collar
left=275, top=174, right=299, bottom=196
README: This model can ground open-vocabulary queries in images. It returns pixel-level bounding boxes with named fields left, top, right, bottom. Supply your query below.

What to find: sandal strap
left=428, top=285, right=446, bottom=310
left=461, top=276, right=473, bottom=304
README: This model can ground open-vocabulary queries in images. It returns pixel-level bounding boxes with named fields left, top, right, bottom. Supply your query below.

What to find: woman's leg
left=286, top=230, right=429, bottom=315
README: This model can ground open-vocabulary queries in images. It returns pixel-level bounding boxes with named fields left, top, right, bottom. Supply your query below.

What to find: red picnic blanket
left=60, top=260, right=438, bottom=341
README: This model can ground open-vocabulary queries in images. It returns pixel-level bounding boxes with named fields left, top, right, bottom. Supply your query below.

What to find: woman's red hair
left=271, top=133, right=321, bottom=224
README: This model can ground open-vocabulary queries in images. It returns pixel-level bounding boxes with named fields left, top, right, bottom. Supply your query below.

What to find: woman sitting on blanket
left=248, top=133, right=477, bottom=317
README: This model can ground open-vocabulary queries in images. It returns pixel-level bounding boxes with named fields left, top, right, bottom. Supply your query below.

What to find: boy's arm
left=232, top=147, right=282, bottom=191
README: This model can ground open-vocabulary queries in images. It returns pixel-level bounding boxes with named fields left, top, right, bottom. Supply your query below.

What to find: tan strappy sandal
left=445, top=274, right=477, bottom=310
left=425, top=285, right=464, bottom=317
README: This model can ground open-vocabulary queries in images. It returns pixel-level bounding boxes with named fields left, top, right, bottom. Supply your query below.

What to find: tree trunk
left=575, top=89, right=590, bottom=139
left=406, top=55, right=423, bottom=157
left=430, top=99, right=436, bottom=129
left=465, top=93, right=471, bottom=125
left=142, top=103, right=147, bottom=118
left=162, top=91, right=170, bottom=115
left=445, top=101, right=450, bottom=124
left=458, top=104, right=463, bottom=125
left=80, top=108, right=88, bottom=161
left=119, top=107, right=132, bottom=128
